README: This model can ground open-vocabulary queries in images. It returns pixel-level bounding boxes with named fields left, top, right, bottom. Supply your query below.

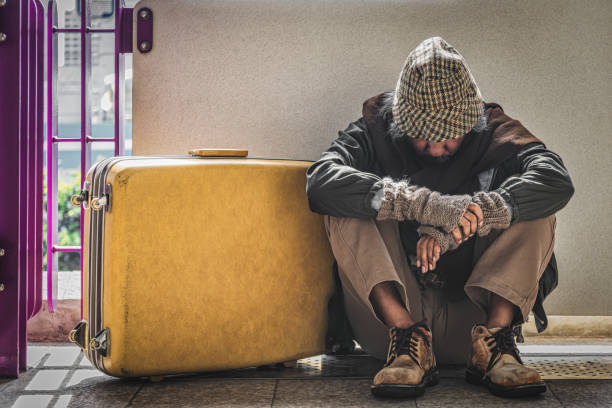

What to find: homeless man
left=305, top=36, right=574, bottom=399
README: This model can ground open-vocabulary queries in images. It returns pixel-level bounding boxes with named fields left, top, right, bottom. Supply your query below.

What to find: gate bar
left=46, top=0, right=127, bottom=314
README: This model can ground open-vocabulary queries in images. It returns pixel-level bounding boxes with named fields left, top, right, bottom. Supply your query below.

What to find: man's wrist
left=371, top=187, right=384, bottom=211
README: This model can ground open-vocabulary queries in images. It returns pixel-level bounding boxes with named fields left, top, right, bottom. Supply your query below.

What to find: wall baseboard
left=524, top=315, right=612, bottom=337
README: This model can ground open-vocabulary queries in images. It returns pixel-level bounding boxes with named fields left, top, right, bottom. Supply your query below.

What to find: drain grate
left=524, top=357, right=612, bottom=379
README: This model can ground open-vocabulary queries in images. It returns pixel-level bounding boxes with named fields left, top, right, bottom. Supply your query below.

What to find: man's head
left=380, top=90, right=488, bottom=165
left=391, top=36, right=484, bottom=151
left=409, top=137, right=464, bottom=164
left=407, top=109, right=489, bottom=164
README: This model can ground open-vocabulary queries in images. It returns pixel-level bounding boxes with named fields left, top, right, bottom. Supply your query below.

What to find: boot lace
left=385, top=320, right=431, bottom=368
left=484, top=326, right=523, bottom=373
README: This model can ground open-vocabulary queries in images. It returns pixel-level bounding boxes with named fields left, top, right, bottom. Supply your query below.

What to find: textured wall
left=132, top=0, right=612, bottom=315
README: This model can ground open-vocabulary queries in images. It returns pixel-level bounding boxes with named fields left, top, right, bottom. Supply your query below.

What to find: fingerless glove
left=471, top=191, right=512, bottom=236
left=416, top=225, right=460, bottom=255
left=375, top=177, right=472, bottom=232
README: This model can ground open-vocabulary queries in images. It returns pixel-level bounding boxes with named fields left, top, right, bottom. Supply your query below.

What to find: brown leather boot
left=466, top=324, right=546, bottom=398
left=370, top=320, right=438, bottom=398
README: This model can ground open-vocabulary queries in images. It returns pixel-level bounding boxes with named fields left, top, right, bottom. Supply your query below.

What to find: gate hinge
left=136, top=7, right=153, bottom=53
left=119, top=7, right=133, bottom=54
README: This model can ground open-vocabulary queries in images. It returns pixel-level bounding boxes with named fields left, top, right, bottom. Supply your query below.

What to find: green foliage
left=43, top=170, right=82, bottom=272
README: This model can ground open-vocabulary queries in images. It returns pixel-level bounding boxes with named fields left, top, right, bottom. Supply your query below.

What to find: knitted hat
left=392, top=36, right=484, bottom=142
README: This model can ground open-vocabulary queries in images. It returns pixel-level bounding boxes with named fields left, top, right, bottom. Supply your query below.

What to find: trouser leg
left=465, top=214, right=557, bottom=325
left=423, top=288, right=487, bottom=365
left=322, top=213, right=556, bottom=365
left=322, top=215, right=423, bottom=361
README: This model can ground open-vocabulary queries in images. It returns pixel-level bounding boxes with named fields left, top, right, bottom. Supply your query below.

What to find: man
left=305, top=36, right=574, bottom=398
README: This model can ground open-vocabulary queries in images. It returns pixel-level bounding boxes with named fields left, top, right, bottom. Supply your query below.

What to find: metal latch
left=89, top=328, right=110, bottom=357
left=70, top=181, right=90, bottom=209
left=90, top=184, right=112, bottom=212
left=69, top=320, right=88, bottom=350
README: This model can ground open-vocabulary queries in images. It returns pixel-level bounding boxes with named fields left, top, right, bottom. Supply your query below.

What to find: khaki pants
left=322, top=214, right=556, bottom=365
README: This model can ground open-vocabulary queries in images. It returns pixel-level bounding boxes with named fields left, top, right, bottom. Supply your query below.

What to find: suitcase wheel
left=280, top=360, right=297, bottom=368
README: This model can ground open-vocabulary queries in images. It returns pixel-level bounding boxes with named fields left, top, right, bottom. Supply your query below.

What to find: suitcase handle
left=188, top=148, right=248, bottom=157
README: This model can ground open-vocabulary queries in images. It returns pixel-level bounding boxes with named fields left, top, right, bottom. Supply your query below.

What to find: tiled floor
left=1, top=340, right=611, bottom=407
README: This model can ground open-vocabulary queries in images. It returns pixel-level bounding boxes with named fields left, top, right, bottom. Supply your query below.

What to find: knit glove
left=416, top=225, right=460, bottom=255
left=471, top=191, right=512, bottom=236
left=375, top=177, right=472, bottom=232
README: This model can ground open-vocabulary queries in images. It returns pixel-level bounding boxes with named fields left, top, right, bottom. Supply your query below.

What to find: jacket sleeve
left=306, top=117, right=384, bottom=219
left=493, top=143, right=575, bottom=224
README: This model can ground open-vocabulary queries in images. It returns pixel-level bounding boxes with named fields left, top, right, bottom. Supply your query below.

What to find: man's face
left=408, top=135, right=465, bottom=165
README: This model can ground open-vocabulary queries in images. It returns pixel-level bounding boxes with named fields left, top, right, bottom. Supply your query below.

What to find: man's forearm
left=306, top=159, right=383, bottom=219
left=373, top=177, right=472, bottom=232
left=494, top=145, right=574, bottom=224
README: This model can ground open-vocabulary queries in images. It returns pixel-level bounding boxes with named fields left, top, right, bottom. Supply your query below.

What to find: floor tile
left=0, top=367, right=142, bottom=408
left=57, top=372, right=143, bottom=408
left=414, top=378, right=561, bottom=407
left=547, top=380, right=612, bottom=407
left=27, top=346, right=52, bottom=368
left=65, top=369, right=105, bottom=387
left=53, top=394, right=73, bottom=408
left=78, top=355, right=93, bottom=367
left=44, top=347, right=81, bottom=367
left=273, top=379, right=408, bottom=407
left=0, top=368, right=41, bottom=407
left=11, top=394, right=54, bottom=408
left=25, top=370, right=70, bottom=391
left=130, top=377, right=276, bottom=407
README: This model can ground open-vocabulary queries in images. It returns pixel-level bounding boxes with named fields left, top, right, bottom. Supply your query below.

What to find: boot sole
left=370, top=367, right=439, bottom=398
left=466, top=367, right=547, bottom=398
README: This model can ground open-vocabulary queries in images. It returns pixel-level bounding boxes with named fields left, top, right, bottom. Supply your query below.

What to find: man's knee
left=323, top=215, right=379, bottom=238
left=514, top=213, right=556, bottom=238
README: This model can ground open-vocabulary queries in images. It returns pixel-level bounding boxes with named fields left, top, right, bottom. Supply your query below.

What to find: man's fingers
left=459, top=217, right=471, bottom=240
left=420, top=239, right=429, bottom=274
left=463, top=211, right=478, bottom=235
left=468, top=203, right=484, bottom=226
left=416, top=238, right=424, bottom=271
left=434, top=244, right=441, bottom=268
left=427, top=238, right=435, bottom=269
left=452, top=227, right=462, bottom=244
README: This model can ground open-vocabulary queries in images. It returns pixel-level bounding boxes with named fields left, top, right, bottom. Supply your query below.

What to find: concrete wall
left=131, top=0, right=612, bottom=315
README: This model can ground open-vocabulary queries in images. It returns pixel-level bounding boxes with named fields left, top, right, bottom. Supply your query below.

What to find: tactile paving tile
left=524, top=357, right=612, bottom=379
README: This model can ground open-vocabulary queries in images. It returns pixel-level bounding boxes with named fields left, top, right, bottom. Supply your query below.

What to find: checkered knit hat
left=392, top=37, right=484, bottom=142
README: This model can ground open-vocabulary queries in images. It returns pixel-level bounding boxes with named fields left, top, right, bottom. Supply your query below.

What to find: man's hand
left=450, top=203, right=484, bottom=244
left=416, top=235, right=441, bottom=274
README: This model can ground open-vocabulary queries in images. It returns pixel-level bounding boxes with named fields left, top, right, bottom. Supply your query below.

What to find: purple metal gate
left=46, top=0, right=128, bottom=315
left=0, top=0, right=129, bottom=377
left=0, top=0, right=45, bottom=377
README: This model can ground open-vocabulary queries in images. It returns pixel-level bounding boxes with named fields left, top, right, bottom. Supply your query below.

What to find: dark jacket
left=306, top=92, right=575, bottom=352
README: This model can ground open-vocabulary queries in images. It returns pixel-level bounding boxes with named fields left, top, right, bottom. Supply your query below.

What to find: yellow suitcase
left=69, top=149, right=335, bottom=378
